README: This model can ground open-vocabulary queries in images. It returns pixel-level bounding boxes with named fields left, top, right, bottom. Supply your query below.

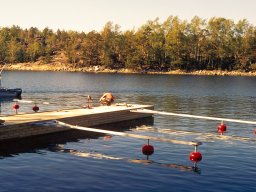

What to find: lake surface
left=0, top=71, right=256, bottom=192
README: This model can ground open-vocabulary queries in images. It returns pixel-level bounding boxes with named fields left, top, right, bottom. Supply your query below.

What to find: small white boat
left=0, top=64, right=22, bottom=98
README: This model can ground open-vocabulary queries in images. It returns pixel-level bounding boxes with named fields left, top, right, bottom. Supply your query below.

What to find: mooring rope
left=134, top=126, right=255, bottom=143
left=131, top=109, right=256, bottom=125
left=55, top=121, right=202, bottom=146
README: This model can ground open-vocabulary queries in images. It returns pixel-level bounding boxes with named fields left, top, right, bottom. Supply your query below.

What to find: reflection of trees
left=50, top=146, right=201, bottom=174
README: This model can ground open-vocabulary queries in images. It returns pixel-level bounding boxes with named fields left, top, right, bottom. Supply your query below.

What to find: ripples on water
left=0, top=71, right=256, bottom=191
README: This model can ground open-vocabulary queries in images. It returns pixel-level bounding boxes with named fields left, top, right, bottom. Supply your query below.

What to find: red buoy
left=217, top=122, right=227, bottom=135
left=254, top=128, right=256, bottom=134
left=103, top=135, right=112, bottom=141
left=189, top=151, right=202, bottom=162
left=32, top=105, right=39, bottom=112
left=142, top=139, right=154, bottom=156
left=12, top=104, right=20, bottom=110
left=190, top=143, right=202, bottom=171
left=142, top=144, right=154, bottom=156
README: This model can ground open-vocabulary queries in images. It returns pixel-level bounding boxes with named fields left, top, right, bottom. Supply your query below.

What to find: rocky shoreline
left=6, top=62, right=256, bottom=77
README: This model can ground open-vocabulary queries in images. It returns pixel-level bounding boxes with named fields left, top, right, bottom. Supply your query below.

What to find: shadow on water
left=49, top=145, right=201, bottom=174
left=0, top=117, right=154, bottom=158
left=0, top=116, right=200, bottom=173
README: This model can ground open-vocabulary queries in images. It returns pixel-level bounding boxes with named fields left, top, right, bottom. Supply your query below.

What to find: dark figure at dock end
left=100, top=93, right=114, bottom=106
left=83, top=95, right=93, bottom=109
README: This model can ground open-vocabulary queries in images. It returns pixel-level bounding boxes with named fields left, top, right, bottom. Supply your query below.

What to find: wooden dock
left=0, top=104, right=153, bottom=141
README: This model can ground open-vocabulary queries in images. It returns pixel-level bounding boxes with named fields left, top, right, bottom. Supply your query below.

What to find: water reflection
left=0, top=115, right=201, bottom=173
left=134, top=126, right=256, bottom=143
left=0, top=99, right=8, bottom=114
left=0, top=117, right=153, bottom=157
left=0, top=98, right=18, bottom=115
left=49, top=144, right=201, bottom=174
left=129, top=159, right=201, bottom=174
left=0, top=130, right=101, bottom=157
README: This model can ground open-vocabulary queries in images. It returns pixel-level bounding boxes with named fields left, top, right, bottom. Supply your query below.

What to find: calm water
left=0, top=71, right=256, bottom=192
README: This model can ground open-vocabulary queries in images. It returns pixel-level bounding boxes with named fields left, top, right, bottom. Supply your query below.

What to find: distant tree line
left=1, top=16, right=256, bottom=71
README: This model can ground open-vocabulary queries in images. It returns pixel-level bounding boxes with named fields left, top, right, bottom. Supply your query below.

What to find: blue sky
left=0, top=0, right=255, bottom=32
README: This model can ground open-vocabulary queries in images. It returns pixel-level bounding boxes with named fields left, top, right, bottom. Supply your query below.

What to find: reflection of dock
left=0, top=104, right=154, bottom=141
left=0, top=117, right=153, bottom=157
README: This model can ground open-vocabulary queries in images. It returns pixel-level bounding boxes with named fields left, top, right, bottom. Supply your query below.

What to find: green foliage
left=0, top=16, right=256, bottom=71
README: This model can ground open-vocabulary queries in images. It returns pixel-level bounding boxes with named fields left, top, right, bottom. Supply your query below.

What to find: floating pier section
left=0, top=104, right=154, bottom=141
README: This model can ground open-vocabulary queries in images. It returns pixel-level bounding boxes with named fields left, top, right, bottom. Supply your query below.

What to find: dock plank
left=1, top=104, right=151, bottom=125
left=0, top=104, right=154, bottom=141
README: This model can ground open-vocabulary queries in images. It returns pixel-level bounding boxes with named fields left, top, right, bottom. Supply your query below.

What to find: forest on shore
left=1, top=16, right=256, bottom=72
